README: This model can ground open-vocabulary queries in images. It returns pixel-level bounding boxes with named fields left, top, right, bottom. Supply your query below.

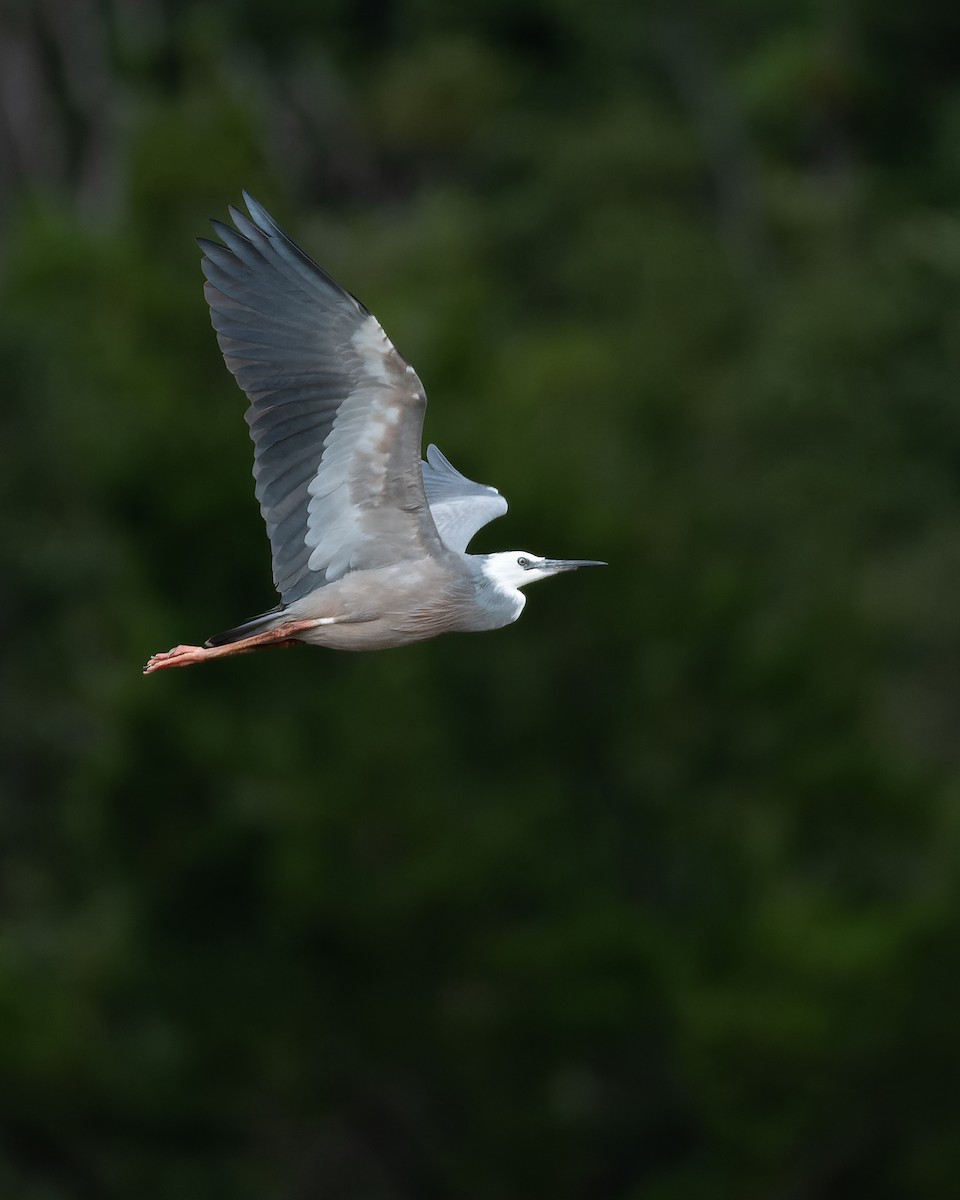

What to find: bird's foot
left=143, top=621, right=322, bottom=676
left=143, top=644, right=211, bottom=674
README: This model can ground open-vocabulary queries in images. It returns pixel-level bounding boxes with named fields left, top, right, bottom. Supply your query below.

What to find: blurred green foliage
left=3, top=0, right=960, bottom=1196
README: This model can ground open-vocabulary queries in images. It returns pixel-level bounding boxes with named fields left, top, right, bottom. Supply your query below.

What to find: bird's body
left=213, top=555, right=523, bottom=654
left=144, top=194, right=602, bottom=674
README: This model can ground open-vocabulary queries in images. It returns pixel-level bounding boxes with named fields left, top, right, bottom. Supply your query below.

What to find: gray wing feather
left=201, top=192, right=445, bottom=604
left=421, top=444, right=508, bottom=553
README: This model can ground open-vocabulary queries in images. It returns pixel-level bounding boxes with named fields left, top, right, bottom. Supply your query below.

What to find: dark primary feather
left=200, top=192, right=445, bottom=605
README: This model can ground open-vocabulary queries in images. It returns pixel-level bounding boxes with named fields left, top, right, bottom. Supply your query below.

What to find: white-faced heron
left=144, top=193, right=604, bottom=674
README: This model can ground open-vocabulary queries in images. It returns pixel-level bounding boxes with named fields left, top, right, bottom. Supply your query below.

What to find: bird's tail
left=205, top=606, right=286, bottom=647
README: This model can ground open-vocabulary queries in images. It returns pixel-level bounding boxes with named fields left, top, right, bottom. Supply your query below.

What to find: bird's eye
left=517, top=557, right=530, bottom=568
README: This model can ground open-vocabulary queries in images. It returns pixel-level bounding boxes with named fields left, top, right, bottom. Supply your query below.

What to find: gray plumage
left=200, top=194, right=443, bottom=605
left=144, top=194, right=602, bottom=675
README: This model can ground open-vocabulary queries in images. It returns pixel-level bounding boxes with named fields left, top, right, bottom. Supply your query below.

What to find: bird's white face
left=481, top=551, right=562, bottom=592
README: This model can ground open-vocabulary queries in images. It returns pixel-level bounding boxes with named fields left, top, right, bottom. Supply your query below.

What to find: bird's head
left=480, top=551, right=606, bottom=593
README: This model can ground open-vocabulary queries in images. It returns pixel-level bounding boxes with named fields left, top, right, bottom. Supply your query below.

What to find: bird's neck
left=475, top=556, right=527, bottom=627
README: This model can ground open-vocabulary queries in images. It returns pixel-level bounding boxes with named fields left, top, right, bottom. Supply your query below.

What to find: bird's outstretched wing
left=200, top=193, right=445, bottom=605
left=421, top=444, right=508, bottom=552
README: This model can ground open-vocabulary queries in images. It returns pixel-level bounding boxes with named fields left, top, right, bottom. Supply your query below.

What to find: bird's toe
left=143, top=644, right=204, bottom=675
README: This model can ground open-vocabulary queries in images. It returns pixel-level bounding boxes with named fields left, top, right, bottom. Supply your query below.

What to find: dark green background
left=3, top=1, right=960, bottom=1196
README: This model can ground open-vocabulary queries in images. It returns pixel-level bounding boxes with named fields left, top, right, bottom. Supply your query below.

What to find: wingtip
left=242, top=190, right=277, bottom=235
left=196, top=234, right=224, bottom=257
left=425, top=443, right=451, bottom=470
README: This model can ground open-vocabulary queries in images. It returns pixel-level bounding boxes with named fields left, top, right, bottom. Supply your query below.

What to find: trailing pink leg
left=143, top=619, right=326, bottom=675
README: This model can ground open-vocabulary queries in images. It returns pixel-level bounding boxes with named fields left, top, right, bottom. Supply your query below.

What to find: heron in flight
left=144, top=194, right=604, bottom=674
